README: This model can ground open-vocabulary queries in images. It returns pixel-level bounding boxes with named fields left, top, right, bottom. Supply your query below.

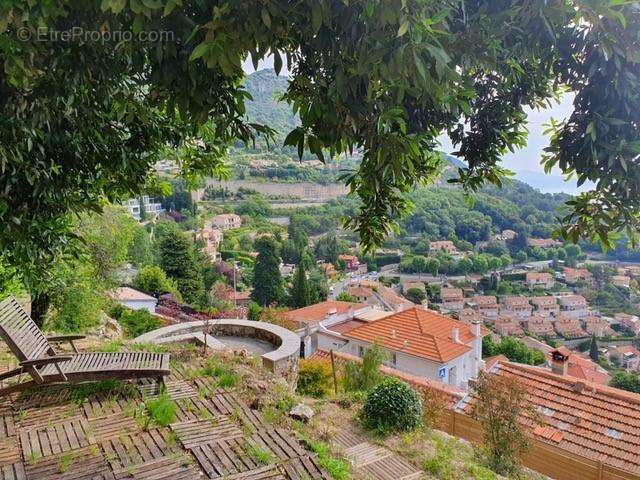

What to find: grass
left=68, top=380, right=136, bottom=405
left=144, top=393, right=176, bottom=428
left=245, top=444, right=275, bottom=465
left=423, top=435, right=455, bottom=480
left=58, top=452, right=74, bottom=473
left=217, top=372, right=240, bottom=388
left=304, top=439, right=350, bottom=480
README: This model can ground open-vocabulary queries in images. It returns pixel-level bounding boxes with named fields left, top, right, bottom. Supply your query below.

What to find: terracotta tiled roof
left=461, top=361, right=640, bottom=473
left=530, top=296, right=558, bottom=306
left=108, top=287, right=156, bottom=302
left=470, top=295, right=497, bottom=306
left=283, top=301, right=367, bottom=325
left=343, top=307, right=488, bottom=362
left=526, top=272, right=553, bottom=281
left=328, top=319, right=368, bottom=334
left=501, top=296, right=531, bottom=307
left=441, top=288, right=463, bottom=300
left=484, top=354, right=509, bottom=370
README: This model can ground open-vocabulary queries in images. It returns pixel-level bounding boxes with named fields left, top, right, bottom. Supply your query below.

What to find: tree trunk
left=30, top=292, right=50, bottom=328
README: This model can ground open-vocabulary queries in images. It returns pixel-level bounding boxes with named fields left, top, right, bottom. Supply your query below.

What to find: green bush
left=145, top=393, right=176, bottom=427
left=297, top=359, right=333, bottom=398
left=343, top=344, right=386, bottom=392
left=118, top=308, right=162, bottom=338
left=360, top=378, right=422, bottom=433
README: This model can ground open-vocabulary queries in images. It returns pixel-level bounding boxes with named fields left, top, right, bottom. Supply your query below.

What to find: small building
left=440, top=288, right=464, bottom=312
left=341, top=307, right=488, bottom=388
left=500, top=229, right=517, bottom=241
left=527, top=237, right=562, bottom=248
left=615, top=345, right=640, bottom=370
left=466, top=295, right=499, bottom=319
left=338, top=254, right=360, bottom=271
left=525, top=315, right=555, bottom=337
left=612, top=275, right=631, bottom=288
left=196, top=227, right=223, bottom=261
left=563, top=267, right=594, bottom=286
left=582, top=315, right=615, bottom=337
left=429, top=240, right=457, bottom=254
left=558, top=295, right=589, bottom=319
left=402, top=281, right=426, bottom=293
left=457, top=308, right=480, bottom=324
left=123, top=196, right=164, bottom=221
left=218, top=289, right=252, bottom=307
left=615, top=313, right=640, bottom=334
left=493, top=314, right=525, bottom=337
left=500, top=296, right=532, bottom=319
left=108, top=287, right=158, bottom=313
left=529, top=296, right=559, bottom=317
left=546, top=346, right=611, bottom=385
left=318, top=262, right=337, bottom=278
left=211, top=213, right=242, bottom=230
left=344, top=284, right=374, bottom=304
left=525, top=272, right=555, bottom=290
left=553, top=315, right=587, bottom=338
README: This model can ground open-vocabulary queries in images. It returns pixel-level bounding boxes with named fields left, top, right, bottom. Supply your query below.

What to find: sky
left=242, top=58, right=584, bottom=193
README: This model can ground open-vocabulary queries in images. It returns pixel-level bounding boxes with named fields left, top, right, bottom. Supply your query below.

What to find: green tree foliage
left=314, top=233, right=343, bottom=264
left=336, top=292, right=358, bottom=303
left=610, top=371, right=640, bottom=394
left=251, top=236, right=284, bottom=306
left=133, top=266, right=181, bottom=300
left=128, top=227, right=155, bottom=267
left=589, top=334, right=599, bottom=362
left=0, top=260, right=23, bottom=301
left=404, top=287, right=426, bottom=304
left=3, top=0, right=637, bottom=287
left=361, top=378, right=422, bottom=434
left=161, top=179, right=194, bottom=213
left=158, top=231, right=205, bottom=305
left=483, top=337, right=546, bottom=366
left=110, top=307, right=162, bottom=339
left=343, top=344, right=386, bottom=392
left=472, top=371, right=533, bottom=475
left=289, top=262, right=312, bottom=308
left=296, top=358, right=333, bottom=398
left=236, top=196, right=272, bottom=218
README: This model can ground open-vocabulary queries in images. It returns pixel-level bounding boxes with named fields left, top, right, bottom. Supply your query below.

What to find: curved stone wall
left=135, top=319, right=299, bottom=383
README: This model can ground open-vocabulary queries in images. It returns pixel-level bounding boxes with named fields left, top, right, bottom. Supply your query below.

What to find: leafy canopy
left=1, top=0, right=638, bottom=278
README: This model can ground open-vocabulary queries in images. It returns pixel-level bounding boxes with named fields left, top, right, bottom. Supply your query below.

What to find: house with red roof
left=340, top=307, right=489, bottom=388
left=459, top=356, right=639, bottom=476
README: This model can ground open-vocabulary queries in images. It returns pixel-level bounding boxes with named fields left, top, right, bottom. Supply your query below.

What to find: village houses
left=558, top=294, right=589, bottom=319
left=563, top=267, right=594, bottom=286
left=525, top=271, right=555, bottom=290
left=440, top=287, right=464, bottom=312
left=466, top=295, right=499, bottom=319
left=429, top=240, right=457, bottom=254
left=211, top=213, right=242, bottom=230
left=529, top=296, right=559, bottom=317
left=499, top=296, right=532, bottom=319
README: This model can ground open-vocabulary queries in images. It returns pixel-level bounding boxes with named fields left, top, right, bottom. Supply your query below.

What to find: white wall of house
left=340, top=337, right=482, bottom=389
left=118, top=299, right=157, bottom=314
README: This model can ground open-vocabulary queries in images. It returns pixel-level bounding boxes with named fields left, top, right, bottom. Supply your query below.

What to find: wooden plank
left=110, top=456, right=202, bottom=480
left=20, top=419, right=94, bottom=460
left=170, top=418, right=243, bottom=450
left=24, top=446, right=113, bottom=480
left=100, top=430, right=179, bottom=471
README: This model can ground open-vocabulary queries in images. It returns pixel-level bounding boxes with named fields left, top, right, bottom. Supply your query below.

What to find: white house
left=108, top=287, right=158, bottom=313
left=123, top=196, right=164, bottom=220
left=338, top=307, right=487, bottom=389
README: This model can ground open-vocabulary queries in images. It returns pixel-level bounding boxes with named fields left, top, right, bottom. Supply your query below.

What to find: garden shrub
left=297, top=359, right=333, bottom=398
left=361, top=378, right=422, bottom=433
left=342, top=344, right=386, bottom=392
left=118, top=308, right=162, bottom=338
left=145, top=392, right=176, bottom=427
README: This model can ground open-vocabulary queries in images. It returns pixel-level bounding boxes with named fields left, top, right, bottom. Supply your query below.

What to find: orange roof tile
left=461, top=362, right=640, bottom=473
left=283, top=301, right=367, bottom=325
left=343, top=307, right=488, bottom=363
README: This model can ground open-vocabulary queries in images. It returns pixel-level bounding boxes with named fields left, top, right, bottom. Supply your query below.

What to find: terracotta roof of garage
left=459, top=361, right=640, bottom=474
left=283, top=301, right=367, bottom=326
left=343, top=307, right=488, bottom=363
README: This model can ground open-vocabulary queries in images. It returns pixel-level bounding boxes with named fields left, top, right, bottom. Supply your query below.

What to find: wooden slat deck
left=24, top=447, right=114, bottom=480
left=111, top=456, right=202, bottom=480
left=88, top=414, right=139, bottom=441
left=100, top=430, right=179, bottom=471
left=20, top=418, right=96, bottom=460
left=359, top=455, right=422, bottom=480
left=174, top=398, right=221, bottom=423
left=0, top=462, right=26, bottom=480
left=0, top=437, right=20, bottom=467
left=280, top=456, right=329, bottom=480
left=189, top=437, right=264, bottom=479
left=138, top=380, right=198, bottom=401
left=15, top=404, right=80, bottom=430
left=171, top=418, right=244, bottom=450
left=248, top=429, right=307, bottom=462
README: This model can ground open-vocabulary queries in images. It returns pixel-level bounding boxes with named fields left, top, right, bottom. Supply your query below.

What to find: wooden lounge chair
left=0, top=296, right=170, bottom=396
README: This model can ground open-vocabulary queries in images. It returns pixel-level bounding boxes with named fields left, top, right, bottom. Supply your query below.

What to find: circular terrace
left=134, top=319, right=300, bottom=382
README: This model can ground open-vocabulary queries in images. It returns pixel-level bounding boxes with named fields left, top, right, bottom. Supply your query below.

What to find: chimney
left=452, top=327, right=460, bottom=344
left=390, top=329, right=396, bottom=339
left=471, top=320, right=481, bottom=337
left=403, top=339, right=409, bottom=349
left=550, top=348, right=570, bottom=376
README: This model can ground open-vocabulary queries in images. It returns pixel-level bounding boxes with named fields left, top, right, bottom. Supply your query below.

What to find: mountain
left=244, top=69, right=298, bottom=147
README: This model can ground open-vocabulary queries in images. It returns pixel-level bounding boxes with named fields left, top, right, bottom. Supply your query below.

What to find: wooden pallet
left=173, top=398, right=220, bottom=423
left=0, top=462, right=25, bottom=480
left=343, top=442, right=391, bottom=467
left=88, top=414, right=140, bottom=441
left=206, top=392, right=265, bottom=430
left=15, top=404, right=81, bottom=431
left=0, top=437, right=21, bottom=466
left=358, top=455, right=422, bottom=480
left=100, top=430, right=179, bottom=471
left=24, top=447, right=113, bottom=480
left=83, top=395, right=138, bottom=420
left=223, top=464, right=284, bottom=480
left=189, top=437, right=265, bottom=479
left=331, top=429, right=366, bottom=450
left=20, top=418, right=95, bottom=460
left=280, top=456, right=330, bottom=480
left=138, top=381, right=198, bottom=402
left=170, top=418, right=243, bottom=449
left=0, top=416, right=15, bottom=441
left=111, top=455, right=202, bottom=480
left=13, top=386, right=71, bottom=410
left=248, top=429, right=307, bottom=462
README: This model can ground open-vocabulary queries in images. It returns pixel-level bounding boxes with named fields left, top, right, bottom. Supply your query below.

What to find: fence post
left=330, top=349, right=338, bottom=395
left=598, top=460, right=603, bottom=480
left=452, top=411, right=456, bottom=436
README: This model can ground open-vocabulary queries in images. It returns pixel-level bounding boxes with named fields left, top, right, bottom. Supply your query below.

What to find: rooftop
left=107, top=286, right=156, bottom=302
left=461, top=361, right=640, bottom=474
left=283, top=300, right=367, bottom=326
left=343, top=307, right=488, bottom=363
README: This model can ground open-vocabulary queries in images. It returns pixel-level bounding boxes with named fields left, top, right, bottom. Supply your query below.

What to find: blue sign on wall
left=438, top=367, right=446, bottom=379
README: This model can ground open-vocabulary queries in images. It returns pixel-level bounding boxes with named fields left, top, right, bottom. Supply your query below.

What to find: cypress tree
left=589, top=333, right=599, bottom=362
left=289, top=262, right=312, bottom=308
left=159, top=230, right=204, bottom=305
left=251, top=236, right=284, bottom=307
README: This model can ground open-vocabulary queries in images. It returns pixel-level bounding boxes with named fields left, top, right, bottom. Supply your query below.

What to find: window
left=358, top=346, right=364, bottom=357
